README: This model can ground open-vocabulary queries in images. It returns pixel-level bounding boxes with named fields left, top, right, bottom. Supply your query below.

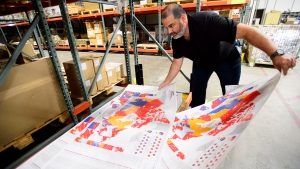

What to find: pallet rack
left=0, top=0, right=130, bottom=168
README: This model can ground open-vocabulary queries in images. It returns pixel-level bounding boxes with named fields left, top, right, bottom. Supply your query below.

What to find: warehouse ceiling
left=0, top=0, right=78, bottom=17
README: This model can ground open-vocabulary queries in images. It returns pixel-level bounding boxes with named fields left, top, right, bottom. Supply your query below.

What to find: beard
left=172, top=19, right=186, bottom=39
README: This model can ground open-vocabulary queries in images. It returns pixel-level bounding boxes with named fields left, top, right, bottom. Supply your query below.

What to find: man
left=158, top=4, right=296, bottom=108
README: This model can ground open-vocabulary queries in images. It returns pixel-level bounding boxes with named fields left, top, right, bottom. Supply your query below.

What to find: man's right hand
left=158, top=80, right=171, bottom=90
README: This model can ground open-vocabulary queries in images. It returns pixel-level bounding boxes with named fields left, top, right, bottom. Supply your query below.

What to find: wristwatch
left=270, top=49, right=285, bottom=60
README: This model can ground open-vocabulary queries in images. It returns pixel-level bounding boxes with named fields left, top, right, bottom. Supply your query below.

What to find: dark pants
left=191, top=47, right=241, bottom=108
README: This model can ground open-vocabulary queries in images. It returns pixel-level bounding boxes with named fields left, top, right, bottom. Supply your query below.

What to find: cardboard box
left=264, top=11, right=281, bottom=25
left=10, top=42, right=38, bottom=57
left=85, top=21, right=94, bottom=29
left=140, top=0, right=152, bottom=4
left=0, top=58, right=67, bottom=147
left=44, top=5, right=61, bottom=18
left=87, top=29, right=95, bottom=38
left=95, top=33, right=105, bottom=40
left=85, top=78, right=98, bottom=95
left=84, top=2, right=100, bottom=11
left=63, top=59, right=95, bottom=80
left=89, top=38, right=105, bottom=46
left=106, top=62, right=124, bottom=79
left=108, top=33, right=122, bottom=44
left=81, top=55, right=105, bottom=73
left=106, top=66, right=118, bottom=84
left=230, top=0, right=246, bottom=4
left=113, top=23, right=132, bottom=31
left=284, top=18, right=296, bottom=24
left=218, top=10, right=231, bottom=17
left=9, top=42, right=40, bottom=64
left=96, top=72, right=109, bottom=91
left=94, top=21, right=104, bottom=33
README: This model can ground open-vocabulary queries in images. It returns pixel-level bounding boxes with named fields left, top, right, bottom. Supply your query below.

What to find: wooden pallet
left=0, top=111, right=69, bottom=152
left=89, top=78, right=126, bottom=105
left=134, top=3, right=158, bottom=8
left=164, top=0, right=194, bottom=5
left=111, top=44, right=125, bottom=48
left=58, top=45, right=69, bottom=47
left=76, top=44, right=88, bottom=47
left=88, top=44, right=106, bottom=48
left=103, top=7, right=116, bottom=12
left=81, top=9, right=100, bottom=15
left=69, top=12, right=81, bottom=16
left=72, top=77, right=126, bottom=105
left=137, top=43, right=159, bottom=50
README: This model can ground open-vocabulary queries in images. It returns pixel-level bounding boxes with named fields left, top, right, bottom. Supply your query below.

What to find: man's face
left=162, top=14, right=186, bottom=39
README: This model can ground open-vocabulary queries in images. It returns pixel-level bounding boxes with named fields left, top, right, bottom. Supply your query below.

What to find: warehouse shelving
left=0, top=0, right=131, bottom=168
left=0, top=0, right=248, bottom=54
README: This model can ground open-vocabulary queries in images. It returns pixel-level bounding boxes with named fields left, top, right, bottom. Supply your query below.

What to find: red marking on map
left=240, top=113, right=253, bottom=121
left=115, top=110, right=127, bottom=116
left=120, top=98, right=128, bottom=105
left=199, top=115, right=211, bottom=122
left=171, top=134, right=180, bottom=140
left=80, top=129, right=94, bottom=139
left=103, top=144, right=114, bottom=150
left=176, top=151, right=185, bottom=160
left=167, top=140, right=179, bottom=152
left=211, top=99, right=223, bottom=109
left=220, top=91, right=260, bottom=123
left=132, top=99, right=170, bottom=128
left=208, top=91, right=260, bottom=136
left=114, top=147, right=124, bottom=152
left=182, top=132, right=194, bottom=140
left=70, top=122, right=88, bottom=134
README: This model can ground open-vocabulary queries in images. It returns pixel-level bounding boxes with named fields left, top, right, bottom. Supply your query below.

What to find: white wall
left=291, top=0, right=300, bottom=11
left=258, top=0, right=299, bottom=12
left=257, top=0, right=299, bottom=24
left=257, top=0, right=267, bottom=9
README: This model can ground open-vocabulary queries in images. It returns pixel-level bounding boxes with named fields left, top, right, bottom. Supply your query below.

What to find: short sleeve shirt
left=172, top=12, right=239, bottom=67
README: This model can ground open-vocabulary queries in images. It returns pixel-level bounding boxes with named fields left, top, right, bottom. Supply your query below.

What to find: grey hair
left=162, top=4, right=186, bottom=19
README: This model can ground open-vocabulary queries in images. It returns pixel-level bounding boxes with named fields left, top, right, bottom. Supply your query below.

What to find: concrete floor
left=52, top=50, right=300, bottom=168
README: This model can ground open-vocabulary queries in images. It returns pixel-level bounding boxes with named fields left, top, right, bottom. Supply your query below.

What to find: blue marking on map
left=208, top=98, right=242, bottom=115
left=120, top=104, right=132, bottom=110
left=133, top=92, right=141, bottom=97
left=130, top=99, right=149, bottom=107
left=88, top=122, right=98, bottom=129
left=84, top=117, right=93, bottom=123
left=200, top=105, right=210, bottom=111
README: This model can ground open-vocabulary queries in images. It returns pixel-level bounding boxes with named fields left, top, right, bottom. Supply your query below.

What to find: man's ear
left=181, top=14, right=187, bottom=23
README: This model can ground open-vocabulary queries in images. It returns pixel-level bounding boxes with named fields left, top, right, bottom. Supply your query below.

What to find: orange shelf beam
left=53, top=46, right=173, bottom=54
left=73, top=101, right=91, bottom=115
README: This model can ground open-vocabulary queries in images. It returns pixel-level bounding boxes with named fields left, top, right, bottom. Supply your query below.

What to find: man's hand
left=272, top=54, right=297, bottom=75
left=158, top=80, right=171, bottom=90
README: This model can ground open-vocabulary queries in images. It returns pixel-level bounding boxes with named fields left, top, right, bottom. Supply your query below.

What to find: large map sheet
left=18, top=72, right=281, bottom=169
left=159, top=72, right=281, bottom=169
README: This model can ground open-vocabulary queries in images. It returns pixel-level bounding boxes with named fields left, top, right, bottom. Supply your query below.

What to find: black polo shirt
left=172, top=12, right=238, bottom=67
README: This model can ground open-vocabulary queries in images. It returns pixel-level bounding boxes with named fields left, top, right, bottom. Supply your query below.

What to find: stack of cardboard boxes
left=107, top=24, right=133, bottom=45
left=0, top=55, right=68, bottom=150
left=86, top=21, right=106, bottom=46
left=63, top=55, right=125, bottom=97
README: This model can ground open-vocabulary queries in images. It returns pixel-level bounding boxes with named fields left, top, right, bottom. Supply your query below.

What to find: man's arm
left=159, top=57, right=184, bottom=89
left=236, top=23, right=296, bottom=75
